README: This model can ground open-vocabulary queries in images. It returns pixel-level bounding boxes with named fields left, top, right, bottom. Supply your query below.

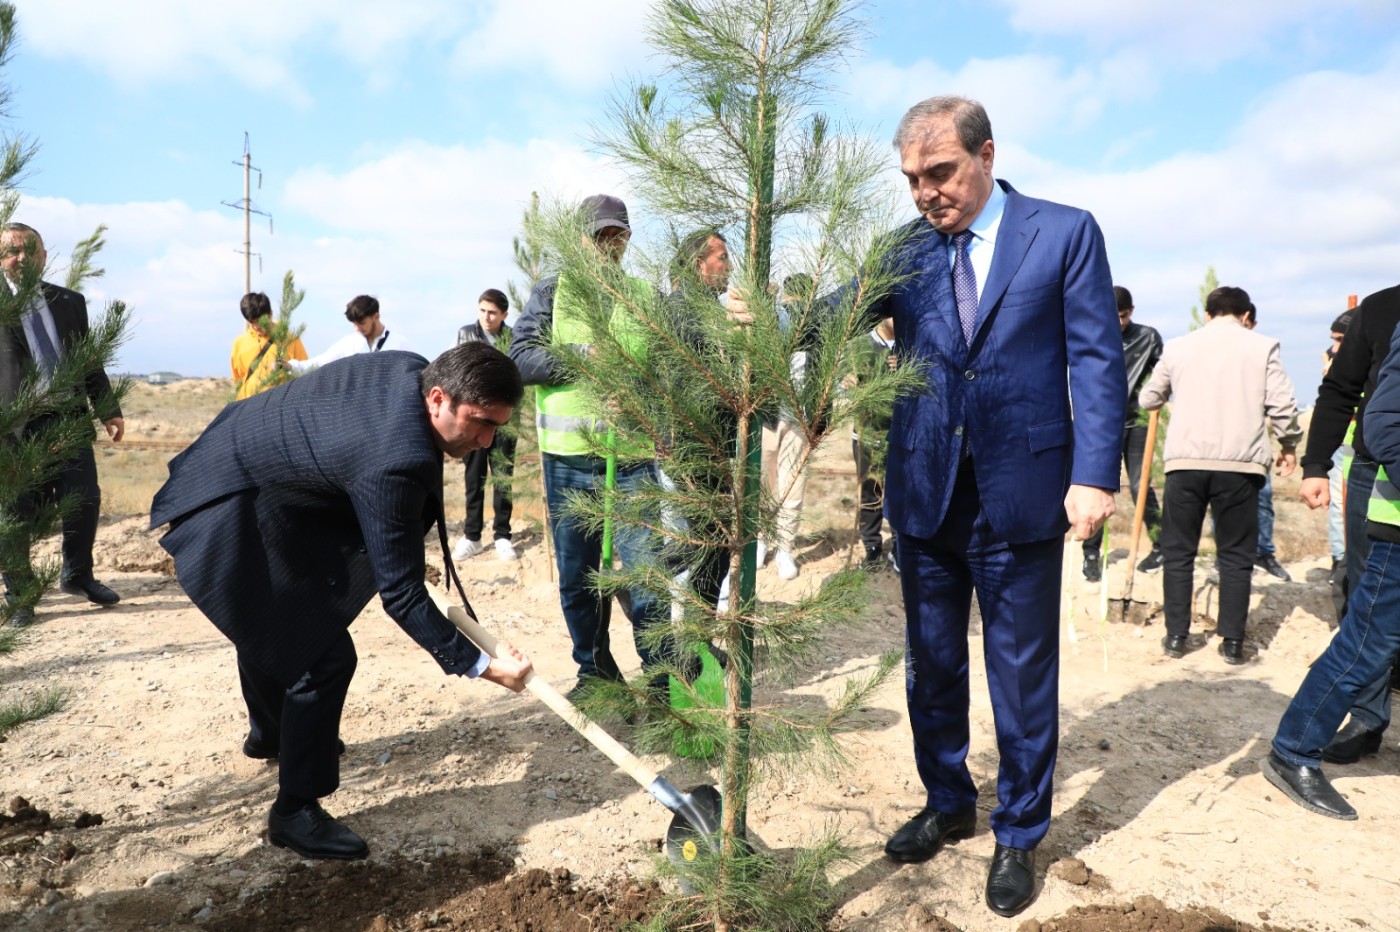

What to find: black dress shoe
left=1162, top=634, right=1187, bottom=658
left=1321, top=719, right=1384, bottom=764
left=243, top=735, right=346, bottom=760
left=985, top=843, right=1036, bottom=917
left=1218, top=638, right=1246, bottom=665
left=59, top=577, right=120, bottom=606
left=1260, top=752, right=1357, bottom=820
left=884, top=807, right=975, bottom=862
left=1254, top=553, right=1292, bottom=582
left=267, top=802, right=369, bottom=860
left=6, top=604, right=34, bottom=627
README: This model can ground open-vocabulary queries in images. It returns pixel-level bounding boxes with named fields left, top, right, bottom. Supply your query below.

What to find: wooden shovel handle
left=1125, top=410, right=1161, bottom=573
left=425, top=584, right=661, bottom=789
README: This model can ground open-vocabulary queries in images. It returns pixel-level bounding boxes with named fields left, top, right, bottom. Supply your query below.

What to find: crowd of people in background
left=6, top=91, right=1399, bottom=920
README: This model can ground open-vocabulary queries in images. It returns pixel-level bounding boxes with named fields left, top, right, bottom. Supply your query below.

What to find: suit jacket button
left=327, top=578, right=337, bottom=587
left=964, top=370, right=976, bottom=381
left=954, top=426, right=964, bottom=436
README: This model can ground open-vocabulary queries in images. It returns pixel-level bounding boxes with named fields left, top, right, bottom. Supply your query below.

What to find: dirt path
left=0, top=506, right=1393, bottom=930
left=0, top=382, right=1390, bottom=930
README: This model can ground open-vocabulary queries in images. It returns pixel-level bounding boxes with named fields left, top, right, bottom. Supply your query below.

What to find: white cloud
left=20, top=0, right=462, bottom=91
left=448, top=0, right=653, bottom=88
left=847, top=51, right=1156, bottom=144
left=17, top=136, right=637, bottom=375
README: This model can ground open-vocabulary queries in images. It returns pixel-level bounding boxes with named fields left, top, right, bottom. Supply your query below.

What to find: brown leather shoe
left=884, top=807, right=975, bottom=862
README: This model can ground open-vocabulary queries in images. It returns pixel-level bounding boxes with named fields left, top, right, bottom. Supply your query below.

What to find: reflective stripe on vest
left=535, top=273, right=653, bottom=457
left=1367, top=465, right=1400, bottom=526
left=536, top=409, right=609, bottom=437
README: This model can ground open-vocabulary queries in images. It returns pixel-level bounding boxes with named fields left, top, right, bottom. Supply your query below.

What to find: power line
left=220, top=132, right=272, bottom=296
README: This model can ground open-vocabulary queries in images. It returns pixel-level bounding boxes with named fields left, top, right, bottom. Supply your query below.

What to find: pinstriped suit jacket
left=150, top=351, right=482, bottom=687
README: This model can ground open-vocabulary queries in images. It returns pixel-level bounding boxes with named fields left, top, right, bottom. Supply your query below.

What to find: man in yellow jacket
left=231, top=292, right=307, bottom=400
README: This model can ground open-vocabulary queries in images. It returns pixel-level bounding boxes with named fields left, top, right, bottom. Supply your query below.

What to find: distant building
left=146, top=371, right=185, bottom=385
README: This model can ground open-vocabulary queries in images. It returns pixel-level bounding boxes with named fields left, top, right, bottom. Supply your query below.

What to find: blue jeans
left=1328, top=447, right=1348, bottom=561
left=1340, top=457, right=1394, bottom=731
left=1273, top=537, right=1400, bottom=765
left=1256, top=471, right=1275, bottom=556
left=541, top=453, right=669, bottom=679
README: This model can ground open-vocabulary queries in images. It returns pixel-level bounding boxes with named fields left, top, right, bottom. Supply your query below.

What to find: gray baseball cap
left=580, top=194, right=630, bottom=234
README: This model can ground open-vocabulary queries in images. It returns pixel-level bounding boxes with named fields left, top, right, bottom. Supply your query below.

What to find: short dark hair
left=1244, top=303, right=1257, bottom=325
left=1205, top=286, right=1252, bottom=319
left=2, top=222, right=42, bottom=249
left=893, top=96, right=993, bottom=154
left=1113, top=286, right=1133, bottom=311
left=478, top=288, right=509, bottom=313
left=421, top=341, right=524, bottom=409
left=345, top=295, right=379, bottom=322
left=240, top=292, right=273, bottom=323
left=672, top=230, right=723, bottom=284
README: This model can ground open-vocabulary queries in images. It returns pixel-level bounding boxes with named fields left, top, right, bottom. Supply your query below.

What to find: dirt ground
left=1, top=381, right=1395, bottom=931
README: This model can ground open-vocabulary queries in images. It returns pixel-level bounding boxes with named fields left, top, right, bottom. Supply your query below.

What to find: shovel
left=1111, top=409, right=1160, bottom=624
left=425, top=584, right=722, bottom=863
left=592, top=439, right=624, bottom=681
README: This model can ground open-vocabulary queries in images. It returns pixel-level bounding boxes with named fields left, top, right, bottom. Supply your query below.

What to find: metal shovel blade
left=426, top=585, right=725, bottom=867
left=660, top=782, right=723, bottom=868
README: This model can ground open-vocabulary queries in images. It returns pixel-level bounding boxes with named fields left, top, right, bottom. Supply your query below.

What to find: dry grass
left=90, top=381, right=1332, bottom=566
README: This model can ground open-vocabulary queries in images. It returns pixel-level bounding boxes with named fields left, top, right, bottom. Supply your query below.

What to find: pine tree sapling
left=534, top=0, right=923, bottom=922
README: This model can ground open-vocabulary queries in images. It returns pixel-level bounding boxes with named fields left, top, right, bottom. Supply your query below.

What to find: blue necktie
left=952, top=230, right=978, bottom=345
left=23, top=306, right=61, bottom=384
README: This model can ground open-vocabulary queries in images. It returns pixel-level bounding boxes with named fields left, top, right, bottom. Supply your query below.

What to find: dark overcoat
left=150, top=351, right=481, bottom=687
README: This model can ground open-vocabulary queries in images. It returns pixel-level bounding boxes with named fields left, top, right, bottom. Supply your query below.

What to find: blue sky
left=10, top=0, right=1400, bottom=395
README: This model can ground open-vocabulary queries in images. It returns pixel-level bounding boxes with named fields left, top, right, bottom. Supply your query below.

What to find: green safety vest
left=536, top=272, right=653, bottom=458
left=1367, top=462, right=1400, bottom=527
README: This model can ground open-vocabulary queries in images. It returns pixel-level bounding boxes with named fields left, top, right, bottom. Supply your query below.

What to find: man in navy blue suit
left=151, top=344, right=533, bottom=861
left=872, top=97, right=1126, bottom=917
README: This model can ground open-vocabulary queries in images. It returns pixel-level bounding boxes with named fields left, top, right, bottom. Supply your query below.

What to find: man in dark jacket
left=1082, top=285, right=1163, bottom=581
left=1297, top=283, right=1400, bottom=764
left=1264, top=322, right=1400, bottom=820
left=1, top=222, right=125, bottom=624
left=454, top=288, right=517, bottom=561
left=150, top=345, right=532, bottom=861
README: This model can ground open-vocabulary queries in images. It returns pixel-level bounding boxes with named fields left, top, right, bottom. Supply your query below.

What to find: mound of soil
left=1022, top=895, right=1286, bottom=932
left=198, top=857, right=659, bottom=932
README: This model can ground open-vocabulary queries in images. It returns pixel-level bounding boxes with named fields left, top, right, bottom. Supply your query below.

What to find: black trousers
left=1084, top=423, right=1160, bottom=556
left=6, top=442, right=102, bottom=584
left=853, top=439, right=886, bottom=551
left=462, top=434, right=516, bottom=541
left=1161, top=470, right=1262, bottom=641
left=238, top=631, right=358, bottom=800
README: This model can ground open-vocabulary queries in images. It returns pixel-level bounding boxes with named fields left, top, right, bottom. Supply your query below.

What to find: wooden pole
left=242, top=149, right=252, bottom=296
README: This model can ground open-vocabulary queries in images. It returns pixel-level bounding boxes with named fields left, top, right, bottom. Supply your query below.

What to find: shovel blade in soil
left=662, top=783, right=724, bottom=870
